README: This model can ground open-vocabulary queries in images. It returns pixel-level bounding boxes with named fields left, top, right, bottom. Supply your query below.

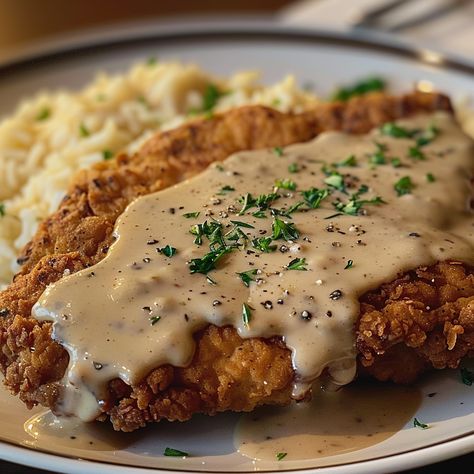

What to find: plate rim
left=0, top=20, right=473, bottom=474
left=0, top=20, right=473, bottom=77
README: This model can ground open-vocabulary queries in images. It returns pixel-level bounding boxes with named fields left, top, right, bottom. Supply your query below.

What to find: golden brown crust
left=357, top=262, right=474, bottom=383
left=1, top=90, right=471, bottom=432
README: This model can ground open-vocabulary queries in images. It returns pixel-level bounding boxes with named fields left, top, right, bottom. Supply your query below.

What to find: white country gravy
left=33, top=112, right=474, bottom=421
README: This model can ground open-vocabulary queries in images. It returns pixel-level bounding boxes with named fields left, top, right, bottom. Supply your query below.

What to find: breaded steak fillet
left=1, top=91, right=473, bottom=432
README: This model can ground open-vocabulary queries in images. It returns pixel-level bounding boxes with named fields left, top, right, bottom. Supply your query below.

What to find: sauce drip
left=235, top=382, right=422, bottom=461
left=33, top=112, right=474, bottom=420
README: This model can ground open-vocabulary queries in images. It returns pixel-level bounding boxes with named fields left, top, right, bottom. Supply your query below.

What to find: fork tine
left=351, top=0, right=416, bottom=27
left=387, top=0, right=471, bottom=32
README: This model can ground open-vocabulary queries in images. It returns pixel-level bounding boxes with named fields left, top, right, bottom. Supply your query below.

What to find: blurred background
left=1, top=0, right=473, bottom=63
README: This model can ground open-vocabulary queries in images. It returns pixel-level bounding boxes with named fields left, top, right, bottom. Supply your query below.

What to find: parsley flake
left=237, top=269, right=259, bottom=287
left=276, top=452, right=287, bottom=461
left=183, top=211, right=200, bottom=219
left=391, top=157, right=402, bottom=168
left=287, top=258, right=307, bottom=271
left=370, top=143, right=387, bottom=165
left=302, top=187, right=329, bottom=209
left=159, top=245, right=177, bottom=257
left=344, top=259, right=353, bottom=269
left=273, top=146, right=284, bottom=157
left=274, top=178, right=297, bottom=191
left=394, top=176, right=414, bottom=196
left=324, top=172, right=346, bottom=192
left=272, top=218, right=299, bottom=241
left=230, top=220, right=254, bottom=229
left=288, top=163, right=299, bottom=173
left=79, top=123, right=90, bottom=137
left=36, top=108, right=50, bottom=121
left=252, top=237, right=276, bottom=253
left=202, top=84, right=225, bottom=112
left=413, top=418, right=429, bottom=429
left=242, top=303, right=252, bottom=327
left=336, top=155, right=357, bottom=167
left=189, top=247, right=231, bottom=274
left=0, top=203, right=5, bottom=217
left=381, top=123, right=415, bottom=138
left=102, top=149, right=113, bottom=160
left=333, top=186, right=385, bottom=216
left=426, top=173, right=436, bottom=183
left=409, top=146, right=425, bottom=160
left=163, top=447, right=188, bottom=457
left=331, top=77, right=385, bottom=102
left=217, top=185, right=235, bottom=195
left=150, top=316, right=161, bottom=326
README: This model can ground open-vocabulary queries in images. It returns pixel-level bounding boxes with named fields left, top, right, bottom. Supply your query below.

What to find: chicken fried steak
left=0, top=91, right=473, bottom=432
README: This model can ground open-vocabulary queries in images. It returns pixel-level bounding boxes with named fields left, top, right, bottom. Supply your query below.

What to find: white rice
left=0, top=61, right=319, bottom=286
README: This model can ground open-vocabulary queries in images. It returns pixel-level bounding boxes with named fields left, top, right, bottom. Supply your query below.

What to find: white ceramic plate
left=0, top=21, right=473, bottom=474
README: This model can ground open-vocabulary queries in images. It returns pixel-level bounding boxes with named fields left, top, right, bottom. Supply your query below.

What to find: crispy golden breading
left=1, top=91, right=472, bottom=432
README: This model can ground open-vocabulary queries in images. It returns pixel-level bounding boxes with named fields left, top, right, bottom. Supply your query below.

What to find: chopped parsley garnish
left=217, top=185, right=235, bottom=195
left=276, top=452, right=287, bottom=461
left=274, top=178, right=297, bottom=191
left=147, top=57, right=157, bottom=66
left=252, top=236, right=276, bottom=253
left=190, top=220, right=223, bottom=246
left=413, top=418, right=429, bottom=429
left=0, top=203, right=4, bottom=217
left=370, top=142, right=387, bottom=165
left=460, top=367, right=474, bottom=386
left=150, top=316, right=161, bottom=326
left=242, top=303, right=252, bottom=327
left=333, top=186, right=385, bottom=216
left=394, top=176, right=414, bottom=196
left=409, top=146, right=425, bottom=160
left=324, top=172, right=346, bottom=193
left=102, top=149, right=113, bottom=160
left=159, top=245, right=177, bottom=257
left=183, top=211, right=200, bottom=219
left=331, top=76, right=385, bottom=102
left=426, top=173, right=436, bottom=183
left=381, top=122, right=415, bottom=138
left=344, top=259, right=354, bottom=269
left=237, top=269, right=259, bottom=287
left=272, top=218, right=299, bottom=241
left=391, top=157, right=402, bottom=168
left=202, top=84, right=224, bottom=112
left=230, top=220, right=254, bottom=229
left=415, top=124, right=439, bottom=147
left=287, top=257, right=307, bottom=271
left=336, top=155, right=357, bottom=167
left=163, top=447, right=188, bottom=457
left=302, top=187, right=329, bottom=209
left=79, top=123, right=90, bottom=137
left=282, top=201, right=306, bottom=216
left=36, top=107, right=50, bottom=121
left=237, top=192, right=280, bottom=216
left=273, top=146, right=284, bottom=157
left=288, top=163, right=299, bottom=173
left=381, top=122, right=439, bottom=148
left=189, top=247, right=231, bottom=274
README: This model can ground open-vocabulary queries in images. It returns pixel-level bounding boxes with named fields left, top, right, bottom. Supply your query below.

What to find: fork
left=351, top=0, right=472, bottom=32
